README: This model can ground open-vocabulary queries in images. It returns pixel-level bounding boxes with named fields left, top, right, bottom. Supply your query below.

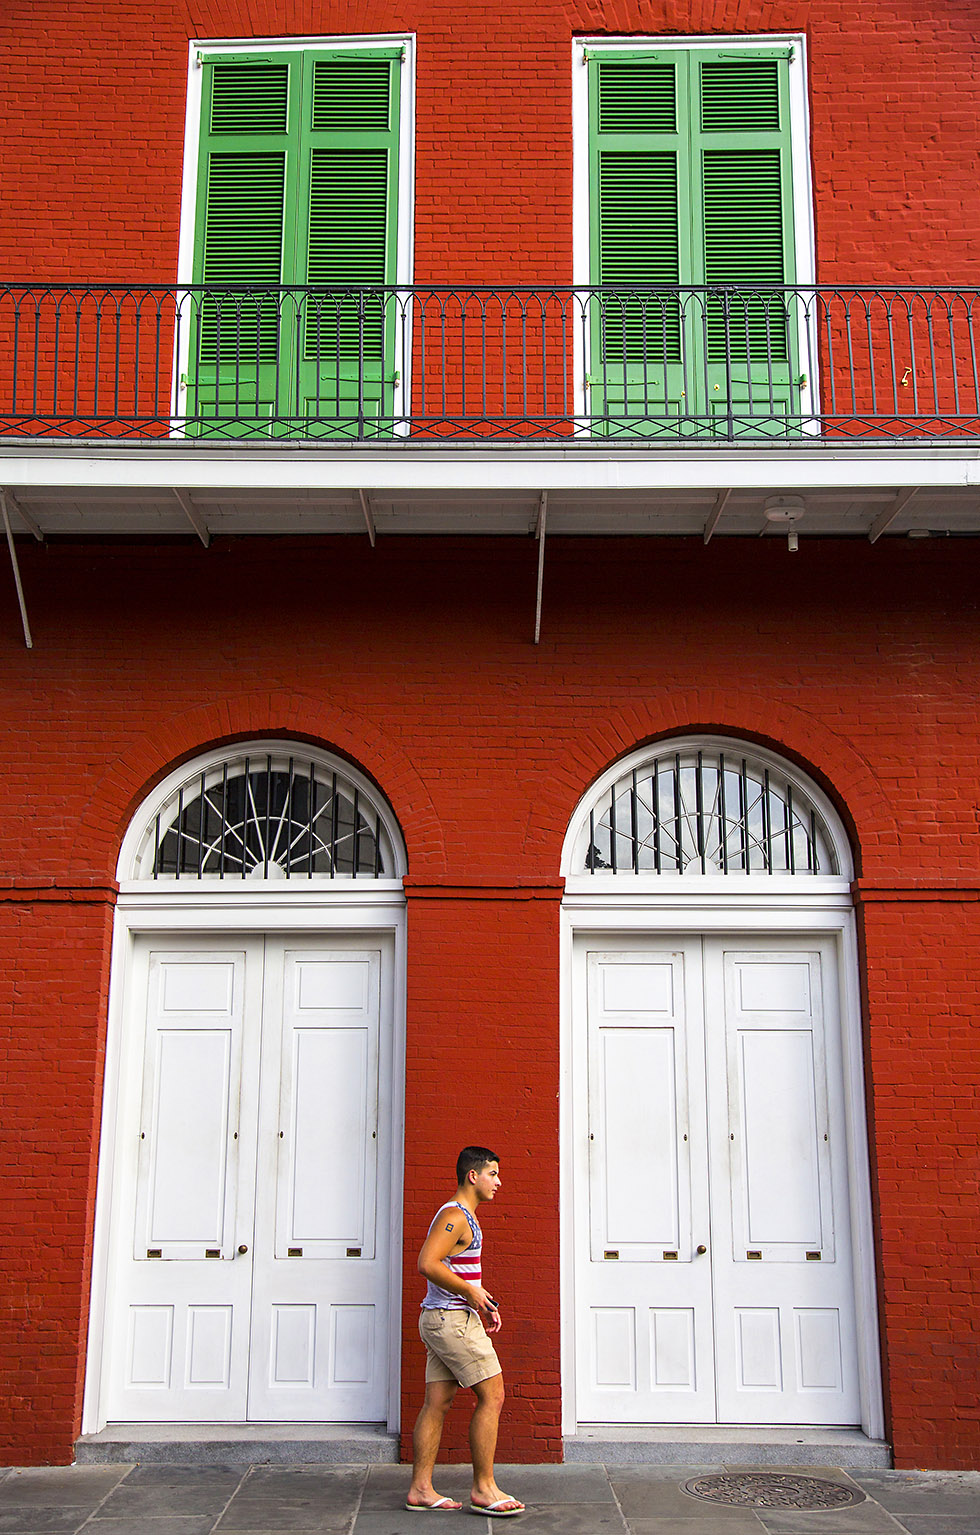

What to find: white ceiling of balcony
left=1, top=442, right=979, bottom=540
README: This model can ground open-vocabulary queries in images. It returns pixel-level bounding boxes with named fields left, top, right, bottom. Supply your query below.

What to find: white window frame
left=172, top=33, right=416, bottom=438
left=571, top=33, right=819, bottom=434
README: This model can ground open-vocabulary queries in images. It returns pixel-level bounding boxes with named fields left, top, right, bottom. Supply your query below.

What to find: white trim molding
left=4, top=441, right=977, bottom=498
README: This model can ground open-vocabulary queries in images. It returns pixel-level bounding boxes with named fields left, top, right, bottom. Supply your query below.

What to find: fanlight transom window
left=133, top=749, right=394, bottom=881
left=583, top=745, right=841, bottom=876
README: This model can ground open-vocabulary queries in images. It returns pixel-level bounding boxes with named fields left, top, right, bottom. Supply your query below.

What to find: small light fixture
left=763, top=495, right=805, bottom=553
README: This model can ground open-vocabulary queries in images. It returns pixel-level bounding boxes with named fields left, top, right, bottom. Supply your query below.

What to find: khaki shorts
left=419, top=1307, right=501, bottom=1388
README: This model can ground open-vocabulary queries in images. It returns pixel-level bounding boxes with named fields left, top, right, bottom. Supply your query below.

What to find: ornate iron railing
left=0, top=283, right=978, bottom=442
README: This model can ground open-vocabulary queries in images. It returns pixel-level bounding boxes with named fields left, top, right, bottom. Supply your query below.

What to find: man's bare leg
left=469, top=1373, right=523, bottom=1512
left=407, top=1380, right=461, bottom=1509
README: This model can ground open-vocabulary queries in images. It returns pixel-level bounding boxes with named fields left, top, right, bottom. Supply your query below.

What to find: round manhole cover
left=683, top=1473, right=865, bottom=1510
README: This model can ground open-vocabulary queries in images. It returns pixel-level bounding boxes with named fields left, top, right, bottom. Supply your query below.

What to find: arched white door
left=561, top=738, right=882, bottom=1435
left=85, top=744, right=407, bottom=1429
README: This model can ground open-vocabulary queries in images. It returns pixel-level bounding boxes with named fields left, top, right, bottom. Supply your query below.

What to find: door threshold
left=75, top=1422, right=399, bottom=1465
left=564, top=1425, right=891, bottom=1468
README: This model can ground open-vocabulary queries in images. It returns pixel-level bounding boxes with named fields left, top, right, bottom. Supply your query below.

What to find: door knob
left=696, top=1244, right=707, bottom=1255
left=238, top=1244, right=248, bottom=1255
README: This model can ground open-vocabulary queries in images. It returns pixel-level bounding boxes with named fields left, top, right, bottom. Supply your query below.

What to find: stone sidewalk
left=1, top=1463, right=979, bottom=1535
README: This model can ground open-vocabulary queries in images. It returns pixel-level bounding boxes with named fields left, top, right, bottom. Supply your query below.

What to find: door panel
left=274, top=951, right=379, bottom=1255
left=135, top=953, right=247, bottom=1258
left=247, top=946, right=385, bottom=1420
left=105, top=934, right=390, bottom=1424
left=107, top=943, right=260, bottom=1420
left=577, top=944, right=716, bottom=1421
left=575, top=934, right=862, bottom=1427
left=707, top=942, right=860, bottom=1423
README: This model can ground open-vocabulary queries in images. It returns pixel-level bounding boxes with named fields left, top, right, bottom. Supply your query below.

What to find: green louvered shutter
left=297, top=52, right=401, bottom=438
left=692, top=51, right=800, bottom=436
left=588, top=47, right=800, bottom=437
left=190, top=59, right=297, bottom=436
left=588, top=55, right=692, bottom=436
left=189, top=49, right=401, bottom=438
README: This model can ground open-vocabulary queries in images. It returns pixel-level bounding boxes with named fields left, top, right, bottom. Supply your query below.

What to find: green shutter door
left=190, top=58, right=299, bottom=436
left=588, top=47, right=800, bottom=437
left=189, top=48, right=400, bottom=438
left=588, top=55, right=693, bottom=436
left=691, top=51, right=800, bottom=436
left=297, top=51, right=401, bottom=438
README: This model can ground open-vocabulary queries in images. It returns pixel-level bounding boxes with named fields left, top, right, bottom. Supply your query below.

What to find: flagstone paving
left=0, top=1463, right=977, bottom=1535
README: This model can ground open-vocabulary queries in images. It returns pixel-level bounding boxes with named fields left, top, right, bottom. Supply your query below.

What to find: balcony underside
left=1, top=438, right=979, bottom=539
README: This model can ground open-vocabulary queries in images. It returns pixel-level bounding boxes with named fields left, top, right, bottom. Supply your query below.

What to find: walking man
left=406, top=1146, right=524, bottom=1517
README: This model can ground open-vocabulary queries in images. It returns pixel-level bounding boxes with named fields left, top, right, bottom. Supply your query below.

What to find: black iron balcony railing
left=1, top=283, right=979, bottom=443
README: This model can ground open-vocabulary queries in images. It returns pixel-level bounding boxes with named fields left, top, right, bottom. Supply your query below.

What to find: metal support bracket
left=703, top=488, right=732, bottom=545
left=534, top=491, right=548, bottom=645
left=172, top=488, right=210, bottom=547
left=869, top=486, right=919, bottom=543
left=359, top=489, right=377, bottom=547
left=4, top=490, right=43, bottom=542
left=1, top=488, right=34, bottom=649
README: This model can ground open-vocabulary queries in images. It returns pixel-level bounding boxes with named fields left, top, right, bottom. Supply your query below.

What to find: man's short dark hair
left=456, top=1145, right=499, bottom=1185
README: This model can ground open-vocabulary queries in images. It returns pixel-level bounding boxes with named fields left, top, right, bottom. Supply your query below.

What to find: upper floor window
left=180, top=38, right=412, bottom=439
left=577, top=37, right=813, bottom=437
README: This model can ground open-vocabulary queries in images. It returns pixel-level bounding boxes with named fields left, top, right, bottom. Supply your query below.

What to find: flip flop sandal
left=405, top=1497, right=464, bottom=1511
left=468, top=1498, right=524, bottom=1517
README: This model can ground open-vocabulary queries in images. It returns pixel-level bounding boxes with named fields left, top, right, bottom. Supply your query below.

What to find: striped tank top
left=420, top=1201, right=482, bottom=1311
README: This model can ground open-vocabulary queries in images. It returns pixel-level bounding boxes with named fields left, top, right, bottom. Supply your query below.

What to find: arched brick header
left=69, top=691, right=448, bottom=880
left=523, top=689, right=901, bottom=880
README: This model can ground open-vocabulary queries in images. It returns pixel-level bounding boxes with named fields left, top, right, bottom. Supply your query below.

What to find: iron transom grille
left=585, top=747, right=839, bottom=875
left=141, top=751, right=389, bottom=880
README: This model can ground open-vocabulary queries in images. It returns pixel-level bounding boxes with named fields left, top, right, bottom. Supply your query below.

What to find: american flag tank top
left=420, top=1202, right=482, bottom=1311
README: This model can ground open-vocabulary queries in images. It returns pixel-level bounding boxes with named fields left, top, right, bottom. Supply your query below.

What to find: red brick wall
left=0, top=0, right=977, bottom=285
left=401, top=890, right=562, bottom=1463
left=0, top=896, right=113, bottom=1465
left=857, top=893, right=980, bottom=1471
left=0, top=534, right=978, bottom=1467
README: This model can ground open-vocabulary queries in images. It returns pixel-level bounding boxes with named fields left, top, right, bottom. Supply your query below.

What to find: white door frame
left=559, top=880, right=884, bottom=1441
left=83, top=882, right=407, bottom=1435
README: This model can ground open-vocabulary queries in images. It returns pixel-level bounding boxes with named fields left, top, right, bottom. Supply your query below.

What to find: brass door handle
left=238, top=1244, right=248, bottom=1255
left=696, top=1244, right=707, bottom=1255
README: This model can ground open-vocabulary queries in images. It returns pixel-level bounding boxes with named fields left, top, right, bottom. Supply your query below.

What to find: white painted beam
left=0, top=442, right=978, bottom=499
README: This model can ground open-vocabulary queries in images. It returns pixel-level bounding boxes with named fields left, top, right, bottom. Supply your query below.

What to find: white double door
left=102, top=933, right=392, bottom=1422
left=575, top=934, right=862, bottom=1425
